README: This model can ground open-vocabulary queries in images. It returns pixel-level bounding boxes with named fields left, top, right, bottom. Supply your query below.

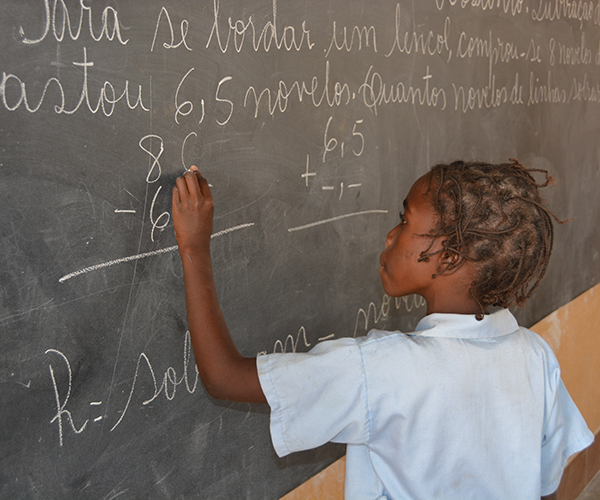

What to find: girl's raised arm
left=172, top=167, right=266, bottom=404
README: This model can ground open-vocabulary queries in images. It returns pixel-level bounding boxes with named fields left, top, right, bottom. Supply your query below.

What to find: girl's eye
left=399, top=212, right=407, bottom=225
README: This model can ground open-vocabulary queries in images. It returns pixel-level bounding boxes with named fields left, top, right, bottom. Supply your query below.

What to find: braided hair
left=419, top=159, right=566, bottom=319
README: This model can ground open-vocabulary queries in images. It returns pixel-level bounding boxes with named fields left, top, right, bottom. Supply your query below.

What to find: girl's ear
left=436, top=249, right=463, bottom=276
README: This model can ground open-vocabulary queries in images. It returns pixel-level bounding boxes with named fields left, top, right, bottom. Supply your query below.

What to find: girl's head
left=419, top=159, right=564, bottom=318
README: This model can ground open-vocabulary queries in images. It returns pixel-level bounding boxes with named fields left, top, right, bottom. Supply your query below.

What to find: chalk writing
left=44, top=331, right=199, bottom=444
left=58, top=223, right=256, bottom=283
left=206, top=0, right=314, bottom=53
left=525, top=39, right=543, bottom=63
left=294, top=117, right=367, bottom=196
left=549, top=33, right=594, bottom=66
left=354, top=294, right=426, bottom=337
left=325, top=22, right=378, bottom=57
left=531, top=0, right=599, bottom=28
left=19, top=0, right=129, bottom=45
left=243, top=61, right=351, bottom=117
left=302, top=155, right=317, bottom=186
left=303, top=148, right=365, bottom=197
left=175, top=68, right=204, bottom=124
left=435, top=0, right=524, bottom=16
left=322, top=117, right=365, bottom=162
left=272, top=326, right=311, bottom=353
left=452, top=71, right=524, bottom=112
left=456, top=30, right=521, bottom=68
left=527, top=70, right=569, bottom=105
left=570, top=72, right=600, bottom=101
left=150, top=6, right=192, bottom=52
left=139, top=135, right=164, bottom=184
left=358, top=65, right=447, bottom=115
left=45, top=349, right=89, bottom=447
left=182, top=132, right=199, bottom=170
left=150, top=186, right=170, bottom=242
left=216, top=76, right=234, bottom=125
left=263, top=293, right=426, bottom=354
left=386, top=5, right=452, bottom=61
left=287, top=210, right=388, bottom=232
left=321, top=182, right=363, bottom=200
left=110, top=331, right=199, bottom=431
left=0, top=48, right=149, bottom=115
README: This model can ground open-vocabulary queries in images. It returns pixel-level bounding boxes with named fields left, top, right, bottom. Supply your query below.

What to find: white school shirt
left=257, top=309, right=593, bottom=500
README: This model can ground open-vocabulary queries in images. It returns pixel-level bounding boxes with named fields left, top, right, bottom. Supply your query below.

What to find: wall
left=281, top=283, right=600, bottom=500
left=537, top=284, right=600, bottom=500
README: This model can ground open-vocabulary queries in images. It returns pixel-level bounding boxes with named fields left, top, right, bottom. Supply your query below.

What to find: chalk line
left=58, top=223, right=255, bottom=283
left=287, top=210, right=388, bottom=232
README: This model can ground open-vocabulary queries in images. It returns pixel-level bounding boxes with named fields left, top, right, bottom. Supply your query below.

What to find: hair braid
left=420, top=159, right=567, bottom=319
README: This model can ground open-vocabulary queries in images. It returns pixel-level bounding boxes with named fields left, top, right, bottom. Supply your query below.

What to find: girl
left=172, top=161, right=593, bottom=500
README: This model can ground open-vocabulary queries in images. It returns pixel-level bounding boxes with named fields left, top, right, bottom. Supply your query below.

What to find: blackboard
left=1, top=1, right=599, bottom=498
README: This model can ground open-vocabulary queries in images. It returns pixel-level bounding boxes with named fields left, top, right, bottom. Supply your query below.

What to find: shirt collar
left=414, top=308, right=520, bottom=339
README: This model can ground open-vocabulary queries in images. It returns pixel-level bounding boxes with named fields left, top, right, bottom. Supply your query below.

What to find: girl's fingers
left=183, top=169, right=199, bottom=195
left=197, top=172, right=213, bottom=202
left=174, top=175, right=190, bottom=199
left=174, top=167, right=211, bottom=207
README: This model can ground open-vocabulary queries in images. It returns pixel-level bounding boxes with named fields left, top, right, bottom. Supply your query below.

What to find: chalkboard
left=1, top=1, right=599, bottom=498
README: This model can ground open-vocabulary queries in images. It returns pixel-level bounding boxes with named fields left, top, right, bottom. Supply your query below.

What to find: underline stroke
left=60, top=209, right=388, bottom=283
left=287, top=209, right=388, bottom=232
left=58, top=223, right=255, bottom=283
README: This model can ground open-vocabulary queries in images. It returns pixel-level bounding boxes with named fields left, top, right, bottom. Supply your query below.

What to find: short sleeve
left=256, top=338, right=369, bottom=457
left=541, top=367, right=594, bottom=495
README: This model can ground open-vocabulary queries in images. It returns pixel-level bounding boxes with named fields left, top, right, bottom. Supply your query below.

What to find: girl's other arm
left=172, top=167, right=266, bottom=404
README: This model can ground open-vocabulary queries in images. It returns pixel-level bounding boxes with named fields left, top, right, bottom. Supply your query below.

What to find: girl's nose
left=385, top=224, right=400, bottom=247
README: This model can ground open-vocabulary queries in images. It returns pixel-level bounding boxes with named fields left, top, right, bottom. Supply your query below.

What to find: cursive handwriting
left=45, top=349, right=89, bottom=447
left=43, top=332, right=200, bottom=445
left=1, top=48, right=149, bottom=116
left=19, top=0, right=129, bottom=45
left=325, top=22, right=377, bottom=57
left=206, top=0, right=314, bottom=53
left=531, top=0, right=598, bottom=28
left=150, top=6, right=192, bottom=52
left=110, top=331, right=199, bottom=431
left=386, top=5, right=452, bottom=62
left=358, top=65, right=447, bottom=115
left=243, top=61, right=351, bottom=117
left=263, top=293, right=426, bottom=354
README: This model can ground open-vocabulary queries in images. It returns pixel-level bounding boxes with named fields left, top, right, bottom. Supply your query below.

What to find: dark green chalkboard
left=1, top=1, right=599, bottom=498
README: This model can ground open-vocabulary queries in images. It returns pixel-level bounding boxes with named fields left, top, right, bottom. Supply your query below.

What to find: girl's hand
left=172, top=166, right=214, bottom=256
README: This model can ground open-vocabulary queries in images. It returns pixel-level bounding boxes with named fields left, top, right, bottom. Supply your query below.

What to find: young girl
left=172, top=160, right=593, bottom=500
